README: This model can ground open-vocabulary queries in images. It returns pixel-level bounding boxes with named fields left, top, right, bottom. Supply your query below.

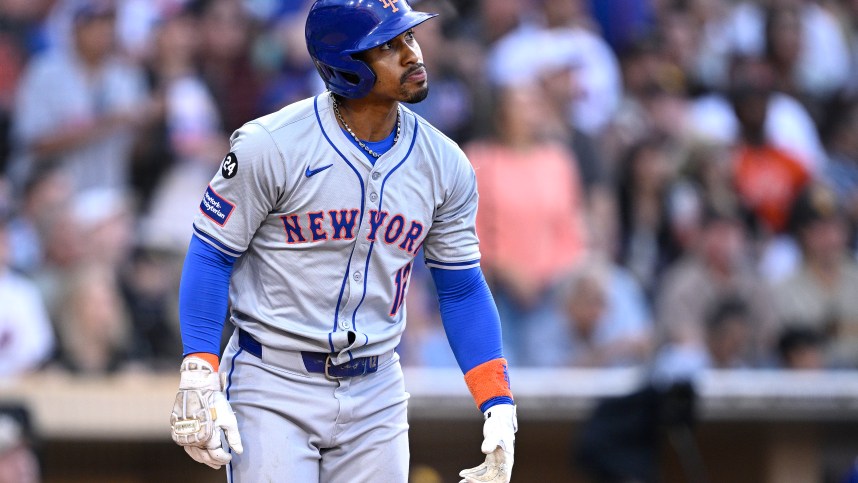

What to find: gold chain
left=332, top=95, right=400, bottom=159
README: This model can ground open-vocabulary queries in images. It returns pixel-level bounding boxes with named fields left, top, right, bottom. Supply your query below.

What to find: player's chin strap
left=170, top=356, right=244, bottom=470
left=459, top=404, right=517, bottom=483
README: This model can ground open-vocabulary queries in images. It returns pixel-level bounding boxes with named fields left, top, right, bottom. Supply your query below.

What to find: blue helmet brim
left=343, top=11, right=437, bottom=54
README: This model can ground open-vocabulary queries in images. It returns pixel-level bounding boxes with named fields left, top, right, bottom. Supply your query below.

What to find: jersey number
left=389, top=262, right=412, bottom=316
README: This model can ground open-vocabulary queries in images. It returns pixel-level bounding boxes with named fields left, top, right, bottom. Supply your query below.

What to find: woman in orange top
left=465, top=84, right=588, bottom=364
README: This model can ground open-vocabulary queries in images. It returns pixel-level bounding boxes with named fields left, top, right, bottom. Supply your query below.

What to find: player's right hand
left=170, top=356, right=243, bottom=469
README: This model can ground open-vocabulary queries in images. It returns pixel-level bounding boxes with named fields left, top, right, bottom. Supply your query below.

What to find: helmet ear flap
left=316, top=57, right=377, bottom=99
left=313, top=61, right=335, bottom=82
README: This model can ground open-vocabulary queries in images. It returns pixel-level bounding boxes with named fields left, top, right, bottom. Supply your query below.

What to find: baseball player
left=169, top=1, right=517, bottom=482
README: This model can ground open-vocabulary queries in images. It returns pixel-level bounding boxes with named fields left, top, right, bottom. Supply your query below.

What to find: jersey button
left=372, top=172, right=381, bottom=180
left=340, top=321, right=351, bottom=329
left=369, top=192, right=378, bottom=202
left=353, top=271, right=362, bottom=281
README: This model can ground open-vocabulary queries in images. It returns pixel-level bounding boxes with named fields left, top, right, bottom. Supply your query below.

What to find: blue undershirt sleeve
left=179, top=235, right=237, bottom=356
left=429, top=266, right=504, bottom=373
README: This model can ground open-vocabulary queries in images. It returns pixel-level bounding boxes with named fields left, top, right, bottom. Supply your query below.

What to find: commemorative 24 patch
left=200, top=185, right=235, bottom=226
left=221, top=152, right=238, bottom=179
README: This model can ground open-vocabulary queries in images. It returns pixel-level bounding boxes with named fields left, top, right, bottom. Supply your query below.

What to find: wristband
left=464, top=358, right=513, bottom=410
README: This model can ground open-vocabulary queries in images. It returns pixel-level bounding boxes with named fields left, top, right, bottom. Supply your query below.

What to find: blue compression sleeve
left=430, top=266, right=513, bottom=411
left=430, top=266, right=504, bottom=372
left=179, top=235, right=236, bottom=356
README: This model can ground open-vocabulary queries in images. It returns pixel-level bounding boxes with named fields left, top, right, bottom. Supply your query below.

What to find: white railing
left=2, top=368, right=858, bottom=439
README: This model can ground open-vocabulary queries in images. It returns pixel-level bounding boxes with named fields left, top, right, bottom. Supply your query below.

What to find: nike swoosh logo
left=305, top=164, right=333, bottom=178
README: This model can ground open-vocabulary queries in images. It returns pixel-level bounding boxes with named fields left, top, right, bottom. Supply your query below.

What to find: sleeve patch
left=200, top=185, right=236, bottom=227
left=221, top=152, right=238, bottom=179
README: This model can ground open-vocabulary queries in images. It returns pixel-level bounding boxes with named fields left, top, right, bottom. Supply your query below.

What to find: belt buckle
left=324, top=354, right=343, bottom=380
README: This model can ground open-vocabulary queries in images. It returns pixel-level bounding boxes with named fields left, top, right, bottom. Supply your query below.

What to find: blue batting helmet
left=305, top=0, right=437, bottom=99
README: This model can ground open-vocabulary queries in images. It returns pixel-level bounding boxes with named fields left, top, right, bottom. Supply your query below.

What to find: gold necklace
left=332, top=95, right=400, bottom=159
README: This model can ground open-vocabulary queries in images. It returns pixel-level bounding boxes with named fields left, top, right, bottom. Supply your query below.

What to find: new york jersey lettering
left=279, top=208, right=424, bottom=253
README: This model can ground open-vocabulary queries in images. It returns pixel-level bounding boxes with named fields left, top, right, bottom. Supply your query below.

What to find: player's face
left=360, top=29, right=429, bottom=104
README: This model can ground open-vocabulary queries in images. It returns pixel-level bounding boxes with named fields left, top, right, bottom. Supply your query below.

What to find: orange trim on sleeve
left=464, top=358, right=513, bottom=409
left=186, top=352, right=220, bottom=372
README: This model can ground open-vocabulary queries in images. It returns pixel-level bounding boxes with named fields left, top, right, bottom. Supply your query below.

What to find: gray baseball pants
left=220, top=331, right=410, bottom=482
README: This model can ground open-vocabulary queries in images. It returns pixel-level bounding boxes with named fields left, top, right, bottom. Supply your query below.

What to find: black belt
left=238, top=328, right=380, bottom=379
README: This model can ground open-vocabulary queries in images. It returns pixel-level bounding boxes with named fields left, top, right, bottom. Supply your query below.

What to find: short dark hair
left=705, top=296, right=749, bottom=333
left=777, top=327, right=823, bottom=361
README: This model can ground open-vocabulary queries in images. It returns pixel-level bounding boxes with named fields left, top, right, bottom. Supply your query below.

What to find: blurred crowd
left=2, top=0, right=858, bottom=380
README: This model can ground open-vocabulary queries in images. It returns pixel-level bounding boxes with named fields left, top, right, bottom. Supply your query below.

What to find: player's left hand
left=459, top=404, right=517, bottom=483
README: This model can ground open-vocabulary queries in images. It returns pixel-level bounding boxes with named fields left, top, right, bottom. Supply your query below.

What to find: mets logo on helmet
left=380, top=0, right=398, bottom=12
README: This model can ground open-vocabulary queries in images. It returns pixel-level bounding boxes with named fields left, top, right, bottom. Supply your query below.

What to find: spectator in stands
left=615, top=136, right=683, bottom=298
left=487, top=0, right=622, bottom=137
left=466, top=84, right=588, bottom=364
left=8, top=0, right=153, bottom=195
left=776, top=326, right=825, bottom=370
left=72, top=188, right=134, bottom=269
left=681, top=142, right=739, bottom=228
left=193, top=0, right=263, bottom=135
left=604, top=15, right=700, bottom=180
left=29, top=193, right=85, bottom=321
left=135, top=6, right=229, bottom=254
left=4, top=166, right=72, bottom=275
left=0, top=211, right=55, bottom=378
left=605, top=39, right=663, bottom=178
left=704, top=296, right=754, bottom=369
left=131, top=5, right=225, bottom=210
left=0, top=0, right=47, bottom=174
left=52, top=262, right=132, bottom=374
left=695, top=0, right=849, bottom=102
left=772, top=0, right=850, bottom=102
left=656, top=205, right=776, bottom=366
left=654, top=1, right=707, bottom=94
left=119, top=246, right=183, bottom=371
left=522, top=258, right=653, bottom=368
left=688, top=54, right=826, bottom=175
left=729, top=63, right=810, bottom=236
left=821, top=98, right=858, bottom=249
left=772, top=184, right=858, bottom=368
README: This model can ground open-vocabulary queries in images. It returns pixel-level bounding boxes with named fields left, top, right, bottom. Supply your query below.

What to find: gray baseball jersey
left=193, top=91, right=480, bottom=365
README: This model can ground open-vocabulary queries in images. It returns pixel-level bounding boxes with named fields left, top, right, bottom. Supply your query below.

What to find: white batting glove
left=170, top=356, right=243, bottom=469
left=459, top=404, right=517, bottom=483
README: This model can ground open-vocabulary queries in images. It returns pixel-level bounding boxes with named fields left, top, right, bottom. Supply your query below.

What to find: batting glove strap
left=481, top=404, right=517, bottom=454
left=178, top=356, right=222, bottom=391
